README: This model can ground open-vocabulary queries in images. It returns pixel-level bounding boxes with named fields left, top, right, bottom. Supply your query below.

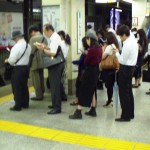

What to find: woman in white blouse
left=58, top=31, right=71, bottom=101
left=102, top=32, right=119, bottom=107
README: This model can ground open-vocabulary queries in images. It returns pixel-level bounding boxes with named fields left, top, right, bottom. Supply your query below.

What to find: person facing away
left=28, top=25, right=47, bottom=101
left=4, top=30, right=31, bottom=111
left=114, top=25, right=138, bottom=122
left=58, top=30, right=71, bottom=101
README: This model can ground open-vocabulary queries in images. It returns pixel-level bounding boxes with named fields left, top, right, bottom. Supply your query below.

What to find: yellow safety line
left=0, top=120, right=150, bottom=150
left=0, top=87, right=34, bottom=103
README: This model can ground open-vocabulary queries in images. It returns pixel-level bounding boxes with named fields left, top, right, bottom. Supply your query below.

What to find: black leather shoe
left=31, top=97, right=43, bottom=101
left=47, top=109, right=61, bottom=114
left=22, top=106, right=29, bottom=109
left=85, top=110, right=97, bottom=117
left=10, top=106, right=21, bottom=111
left=48, top=105, right=54, bottom=109
left=146, top=91, right=150, bottom=95
left=69, top=109, right=82, bottom=119
left=115, top=118, right=130, bottom=122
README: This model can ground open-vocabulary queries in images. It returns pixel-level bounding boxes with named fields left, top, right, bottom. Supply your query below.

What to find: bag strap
left=15, top=43, right=28, bottom=64
left=33, top=37, right=45, bottom=55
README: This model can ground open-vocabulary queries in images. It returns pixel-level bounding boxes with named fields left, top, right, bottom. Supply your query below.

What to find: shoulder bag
left=42, top=46, right=65, bottom=68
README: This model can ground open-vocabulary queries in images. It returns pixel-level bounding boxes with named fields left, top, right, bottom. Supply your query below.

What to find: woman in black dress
left=69, top=30, right=102, bottom=119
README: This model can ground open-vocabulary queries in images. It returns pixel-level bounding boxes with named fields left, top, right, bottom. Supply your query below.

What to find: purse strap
left=15, top=43, right=28, bottom=64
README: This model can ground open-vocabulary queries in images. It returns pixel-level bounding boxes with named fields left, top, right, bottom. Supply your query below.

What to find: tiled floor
left=0, top=82, right=150, bottom=150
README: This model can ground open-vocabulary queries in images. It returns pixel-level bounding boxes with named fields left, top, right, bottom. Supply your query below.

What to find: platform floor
left=0, top=82, right=150, bottom=150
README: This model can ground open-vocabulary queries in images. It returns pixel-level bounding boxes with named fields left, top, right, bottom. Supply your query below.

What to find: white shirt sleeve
left=104, top=45, right=113, bottom=55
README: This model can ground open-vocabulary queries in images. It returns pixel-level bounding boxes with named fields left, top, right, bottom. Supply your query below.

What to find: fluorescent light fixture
left=122, top=0, right=134, bottom=3
left=95, top=0, right=117, bottom=3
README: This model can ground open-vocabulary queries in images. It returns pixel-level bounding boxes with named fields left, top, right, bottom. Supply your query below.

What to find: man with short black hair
left=114, top=25, right=138, bottom=122
left=28, top=25, right=47, bottom=101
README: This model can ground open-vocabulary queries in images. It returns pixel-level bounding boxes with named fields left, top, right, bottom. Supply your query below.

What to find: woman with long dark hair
left=133, top=29, right=147, bottom=88
left=70, top=37, right=89, bottom=105
left=102, top=32, right=119, bottom=107
left=69, top=30, right=102, bottom=119
left=58, top=30, right=71, bottom=101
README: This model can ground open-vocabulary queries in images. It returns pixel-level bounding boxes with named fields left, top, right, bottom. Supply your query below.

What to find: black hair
left=97, top=29, right=106, bottom=40
left=106, top=32, right=119, bottom=49
left=131, top=27, right=137, bottom=32
left=87, top=25, right=92, bottom=29
left=28, top=25, right=39, bottom=35
left=137, top=29, right=147, bottom=55
left=124, top=20, right=132, bottom=30
left=117, top=25, right=130, bottom=37
left=44, top=24, right=54, bottom=32
left=86, top=37, right=100, bottom=48
left=58, top=30, right=71, bottom=45
left=82, top=37, right=89, bottom=50
left=105, top=24, right=110, bottom=29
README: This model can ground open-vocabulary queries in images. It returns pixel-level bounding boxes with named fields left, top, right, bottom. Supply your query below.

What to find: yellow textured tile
left=134, top=143, right=150, bottom=150
left=0, top=120, right=150, bottom=150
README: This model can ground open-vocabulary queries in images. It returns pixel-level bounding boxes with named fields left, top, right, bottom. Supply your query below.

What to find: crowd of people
left=2, top=22, right=150, bottom=122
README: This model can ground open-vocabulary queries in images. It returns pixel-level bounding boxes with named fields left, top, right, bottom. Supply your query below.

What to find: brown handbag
left=101, top=54, right=119, bottom=70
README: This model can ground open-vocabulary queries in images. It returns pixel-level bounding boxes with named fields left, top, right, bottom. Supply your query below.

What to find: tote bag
left=101, top=54, right=119, bottom=70
left=42, top=46, right=65, bottom=68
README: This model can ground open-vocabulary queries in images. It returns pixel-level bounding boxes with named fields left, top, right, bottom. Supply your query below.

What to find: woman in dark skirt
left=69, top=30, right=102, bottom=119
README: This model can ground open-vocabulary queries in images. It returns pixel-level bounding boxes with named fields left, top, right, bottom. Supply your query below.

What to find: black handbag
left=42, top=46, right=65, bottom=68
left=142, top=70, right=150, bottom=82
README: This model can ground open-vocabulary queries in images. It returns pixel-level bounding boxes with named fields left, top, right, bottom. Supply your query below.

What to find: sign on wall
left=0, top=12, right=23, bottom=46
left=77, top=11, right=82, bottom=54
left=42, top=6, right=60, bottom=32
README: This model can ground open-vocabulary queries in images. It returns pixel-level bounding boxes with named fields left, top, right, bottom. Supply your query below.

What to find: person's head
left=85, top=30, right=99, bottom=47
left=106, top=32, right=119, bottom=49
left=43, top=24, right=54, bottom=38
left=58, top=30, right=71, bottom=45
left=28, top=25, right=40, bottom=37
left=82, top=37, right=89, bottom=50
left=131, top=27, right=137, bottom=32
left=87, top=25, right=92, bottom=30
left=12, top=30, right=24, bottom=42
left=117, top=25, right=130, bottom=42
left=97, top=29, right=105, bottom=39
left=105, top=24, right=110, bottom=32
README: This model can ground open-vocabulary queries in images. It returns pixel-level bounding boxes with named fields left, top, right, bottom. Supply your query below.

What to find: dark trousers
left=11, top=66, right=29, bottom=109
left=118, top=64, right=135, bottom=119
left=48, top=63, right=64, bottom=111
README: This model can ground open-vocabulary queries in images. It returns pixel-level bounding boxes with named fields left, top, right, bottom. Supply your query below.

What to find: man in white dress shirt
left=5, top=31, right=31, bottom=111
left=40, top=24, right=65, bottom=114
left=115, top=25, right=138, bottom=122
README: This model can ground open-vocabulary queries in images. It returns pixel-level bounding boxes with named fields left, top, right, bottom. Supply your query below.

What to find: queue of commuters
left=3, top=22, right=150, bottom=122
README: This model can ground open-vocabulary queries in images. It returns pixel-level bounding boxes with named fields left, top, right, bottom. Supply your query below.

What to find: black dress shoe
left=47, top=109, right=61, bottom=114
left=85, top=110, right=97, bottom=117
left=10, top=106, right=21, bottom=111
left=31, top=97, right=43, bottom=101
left=22, top=106, right=29, bottom=109
left=146, top=91, right=150, bottom=95
left=62, top=99, right=67, bottom=101
left=48, top=105, right=54, bottom=109
left=115, top=118, right=130, bottom=122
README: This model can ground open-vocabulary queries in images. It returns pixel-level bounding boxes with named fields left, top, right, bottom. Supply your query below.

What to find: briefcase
left=42, top=46, right=65, bottom=68
left=142, top=70, right=150, bottom=82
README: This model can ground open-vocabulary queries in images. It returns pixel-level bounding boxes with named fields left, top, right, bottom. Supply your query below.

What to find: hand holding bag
left=42, top=46, right=65, bottom=68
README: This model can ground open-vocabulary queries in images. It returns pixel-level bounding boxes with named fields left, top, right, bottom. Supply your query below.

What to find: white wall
left=42, top=0, right=61, bottom=6
left=132, top=0, right=148, bottom=29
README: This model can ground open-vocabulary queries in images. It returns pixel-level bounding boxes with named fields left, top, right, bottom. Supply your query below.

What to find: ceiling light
left=95, top=0, right=117, bottom=3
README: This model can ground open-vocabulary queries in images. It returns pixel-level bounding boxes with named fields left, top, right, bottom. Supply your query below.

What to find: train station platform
left=0, top=82, right=150, bottom=150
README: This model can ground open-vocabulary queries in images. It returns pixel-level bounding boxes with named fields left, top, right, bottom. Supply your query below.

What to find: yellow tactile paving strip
left=0, top=120, right=150, bottom=150
left=0, top=87, right=34, bottom=103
